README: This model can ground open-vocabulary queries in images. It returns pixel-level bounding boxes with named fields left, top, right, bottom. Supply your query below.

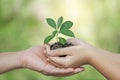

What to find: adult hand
left=20, top=45, right=84, bottom=77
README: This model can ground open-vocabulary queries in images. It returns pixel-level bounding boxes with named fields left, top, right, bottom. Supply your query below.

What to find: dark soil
left=50, top=42, right=74, bottom=50
left=50, top=42, right=74, bottom=57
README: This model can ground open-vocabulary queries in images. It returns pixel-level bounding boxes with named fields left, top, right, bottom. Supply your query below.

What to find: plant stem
left=56, top=31, right=59, bottom=42
left=56, top=26, right=59, bottom=42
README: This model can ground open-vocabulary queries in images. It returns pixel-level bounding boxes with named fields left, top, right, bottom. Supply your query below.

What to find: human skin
left=0, top=45, right=84, bottom=77
left=46, top=39, right=120, bottom=80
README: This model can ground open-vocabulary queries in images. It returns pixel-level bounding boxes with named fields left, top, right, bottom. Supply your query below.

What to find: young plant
left=44, top=16, right=75, bottom=45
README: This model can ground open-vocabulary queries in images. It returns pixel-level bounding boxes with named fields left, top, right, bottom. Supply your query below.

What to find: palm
left=21, top=45, right=83, bottom=76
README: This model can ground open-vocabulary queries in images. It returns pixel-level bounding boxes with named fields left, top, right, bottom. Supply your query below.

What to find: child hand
left=46, top=38, right=94, bottom=68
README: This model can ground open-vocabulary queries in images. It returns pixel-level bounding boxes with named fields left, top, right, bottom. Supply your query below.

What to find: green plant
left=44, top=16, right=75, bottom=45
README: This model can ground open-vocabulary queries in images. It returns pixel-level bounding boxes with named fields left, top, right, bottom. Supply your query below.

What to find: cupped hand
left=20, top=45, right=84, bottom=77
left=46, top=38, right=94, bottom=68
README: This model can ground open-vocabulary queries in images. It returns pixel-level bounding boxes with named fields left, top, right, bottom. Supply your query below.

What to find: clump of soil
left=50, top=42, right=74, bottom=57
left=50, top=42, right=74, bottom=50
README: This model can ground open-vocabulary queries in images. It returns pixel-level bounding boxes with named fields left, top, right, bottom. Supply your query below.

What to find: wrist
left=87, top=48, right=107, bottom=66
left=81, top=47, right=99, bottom=65
left=0, top=51, right=23, bottom=73
left=76, top=46, right=94, bottom=65
left=17, top=50, right=28, bottom=68
left=83, top=49, right=95, bottom=65
left=8, top=50, right=26, bottom=69
left=11, top=51, right=23, bottom=69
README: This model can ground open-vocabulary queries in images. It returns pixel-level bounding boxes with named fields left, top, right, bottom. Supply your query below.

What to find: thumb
left=44, top=44, right=51, bottom=55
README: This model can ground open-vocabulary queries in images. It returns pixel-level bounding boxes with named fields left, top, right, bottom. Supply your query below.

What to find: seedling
left=44, top=16, right=75, bottom=49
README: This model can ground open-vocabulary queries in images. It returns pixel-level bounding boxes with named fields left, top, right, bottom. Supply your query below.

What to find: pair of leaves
left=46, top=16, right=63, bottom=29
left=59, top=21, right=75, bottom=37
left=60, top=21, right=73, bottom=30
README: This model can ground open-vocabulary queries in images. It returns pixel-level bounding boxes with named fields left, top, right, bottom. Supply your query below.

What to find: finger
left=43, top=63, right=81, bottom=77
left=67, top=38, right=74, bottom=43
left=57, top=67, right=85, bottom=77
left=50, top=48, right=71, bottom=57
left=65, top=68, right=84, bottom=76
left=74, top=67, right=85, bottom=73
left=43, top=44, right=49, bottom=50
left=53, top=70, right=76, bottom=77
left=43, top=44, right=48, bottom=54
left=47, top=58, right=63, bottom=68
left=52, top=67, right=84, bottom=77
left=49, top=67, right=74, bottom=76
left=42, top=45, right=49, bottom=58
left=49, top=56, right=68, bottom=67
left=44, top=44, right=51, bottom=56
left=67, top=38, right=80, bottom=45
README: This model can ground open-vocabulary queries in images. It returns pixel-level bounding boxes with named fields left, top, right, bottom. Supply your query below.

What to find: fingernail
left=75, top=68, right=84, bottom=73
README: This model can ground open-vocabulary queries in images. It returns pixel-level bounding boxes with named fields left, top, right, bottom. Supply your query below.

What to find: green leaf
left=60, top=21, right=73, bottom=31
left=46, top=18, right=56, bottom=29
left=60, top=29, right=75, bottom=37
left=52, top=30, right=57, bottom=36
left=44, top=30, right=57, bottom=44
left=44, top=35, right=54, bottom=44
left=57, top=16, right=63, bottom=28
left=59, top=37, right=67, bottom=45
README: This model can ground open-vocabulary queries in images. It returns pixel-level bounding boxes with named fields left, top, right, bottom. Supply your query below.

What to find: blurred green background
left=0, top=0, right=120, bottom=80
